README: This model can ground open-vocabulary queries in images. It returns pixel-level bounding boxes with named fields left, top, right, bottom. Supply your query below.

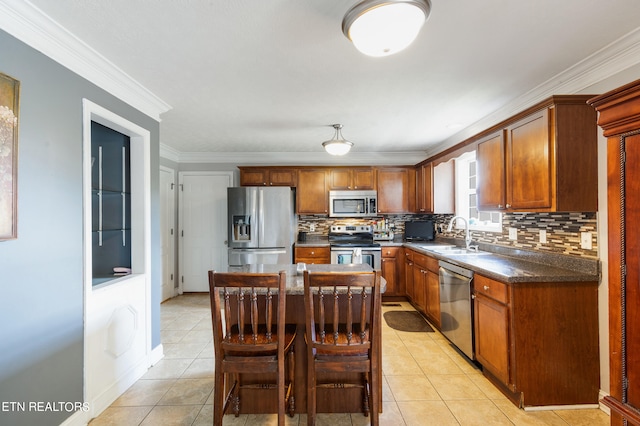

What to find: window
left=454, top=151, right=501, bottom=232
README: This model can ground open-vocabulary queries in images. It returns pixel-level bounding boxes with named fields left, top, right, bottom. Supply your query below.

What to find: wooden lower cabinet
left=404, top=250, right=414, bottom=302
left=474, top=275, right=510, bottom=386
left=381, top=247, right=402, bottom=296
left=473, top=274, right=599, bottom=408
left=424, top=256, right=440, bottom=328
left=404, top=249, right=439, bottom=326
left=294, top=246, right=330, bottom=264
left=411, top=254, right=426, bottom=313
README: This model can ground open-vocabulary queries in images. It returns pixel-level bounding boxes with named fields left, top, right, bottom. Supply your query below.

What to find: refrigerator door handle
left=230, top=249, right=287, bottom=254
left=259, top=188, right=265, bottom=246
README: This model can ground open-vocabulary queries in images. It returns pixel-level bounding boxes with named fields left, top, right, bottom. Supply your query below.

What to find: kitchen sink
left=433, top=248, right=490, bottom=256
left=423, top=246, right=490, bottom=256
left=416, top=244, right=455, bottom=250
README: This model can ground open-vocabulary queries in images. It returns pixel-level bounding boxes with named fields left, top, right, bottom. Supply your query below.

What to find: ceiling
left=20, top=0, right=640, bottom=164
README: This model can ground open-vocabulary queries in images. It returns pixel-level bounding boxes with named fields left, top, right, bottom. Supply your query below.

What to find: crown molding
left=425, top=26, right=640, bottom=158
left=0, top=0, right=172, bottom=121
left=161, top=147, right=426, bottom=166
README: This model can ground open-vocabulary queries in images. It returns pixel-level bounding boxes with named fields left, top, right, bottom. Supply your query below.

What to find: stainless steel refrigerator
left=227, top=187, right=296, bottom=266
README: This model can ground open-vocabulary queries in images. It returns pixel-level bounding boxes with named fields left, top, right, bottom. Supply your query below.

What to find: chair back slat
left=303, top=270, right=380, bottom=352
left=209, top=271, right=286, bottom=353
left=224, top=289, right=232, bottom=341
left=319, top=289, right=325, bottom=344
left=265, top=289, right=273, bottom=341
left=332, top=287, right=339, bottom=344
left=346, top=287, right=353, bottom=344
left=360, top=288, right=367, bottom=341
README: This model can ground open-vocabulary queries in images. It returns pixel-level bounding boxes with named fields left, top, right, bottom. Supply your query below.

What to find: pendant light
left=322, top=124, right=353, bottom=156
left=342, top=0, right=431, bottom=57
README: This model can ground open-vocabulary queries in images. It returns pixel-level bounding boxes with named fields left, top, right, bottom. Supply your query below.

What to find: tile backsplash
left=298, top=212, right=598, bottom=259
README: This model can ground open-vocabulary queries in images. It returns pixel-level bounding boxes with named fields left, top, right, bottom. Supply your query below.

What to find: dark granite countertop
left=226, top=263, right=386, bottom=294
left=403, top=240, right=600, bottom=283
left=294, top=237, right=330, bottom=247
left=294, top=236, right=599, bottom=284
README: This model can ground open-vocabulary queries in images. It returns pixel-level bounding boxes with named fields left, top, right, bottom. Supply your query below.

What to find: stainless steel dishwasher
left=439, top=261, right=475, bottom=360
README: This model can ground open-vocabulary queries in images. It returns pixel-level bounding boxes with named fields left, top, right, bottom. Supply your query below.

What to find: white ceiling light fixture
left=342, top=0, right=432, bottom=57
left=322, top=124, right=354, bottom=156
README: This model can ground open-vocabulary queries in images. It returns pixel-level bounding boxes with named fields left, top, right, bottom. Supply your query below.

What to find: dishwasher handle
left=438, top=260, right=474, bottom=279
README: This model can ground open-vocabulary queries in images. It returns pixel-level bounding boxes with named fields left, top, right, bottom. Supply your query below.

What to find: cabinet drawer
left=475, top=275, right=509, bottom=304
left=382, top=247, right=400, bottom=258
left=295, top=246, right=329, bottom=262
left=426, top=256, right=439, bottom=273
left=404, top=249, right=414, bottom=261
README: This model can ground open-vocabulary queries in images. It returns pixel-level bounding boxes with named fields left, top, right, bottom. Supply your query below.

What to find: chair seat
left=223, top=324, right=297, bottom=356
left=311, top=325, right=370, bottom=356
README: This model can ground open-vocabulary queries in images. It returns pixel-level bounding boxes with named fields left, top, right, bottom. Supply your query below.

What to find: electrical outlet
left=539, top=229, right=547, bottom=244
left=509, top=227, right=517, bottom=240
left=309, top=224, right=315, bottom=232
left=581, top=232, right=592, bottom=250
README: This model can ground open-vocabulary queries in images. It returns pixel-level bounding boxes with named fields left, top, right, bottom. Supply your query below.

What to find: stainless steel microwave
left=329, top=190, right=377, bottom=217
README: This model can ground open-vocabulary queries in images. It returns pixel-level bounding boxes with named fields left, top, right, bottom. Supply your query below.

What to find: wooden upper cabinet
left=507, top=109, right=552, bottom=210
left=416, top=162, right=433, bottom=213
left=476, top=96, right=598, bottom=213
left=433, top=160, right=455, bottom=214
left=377, top=167, right=415, bottom=214
left=239, top=167, right=297, bottom=187
left=477, top=131, right=507, bottom=211
left=297, top=168, right=328, bottom=214
left=328, top=167, right=375, bottom=190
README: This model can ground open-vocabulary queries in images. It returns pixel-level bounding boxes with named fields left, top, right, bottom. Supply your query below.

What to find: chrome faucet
left=447, top=216, right=477, bottom=251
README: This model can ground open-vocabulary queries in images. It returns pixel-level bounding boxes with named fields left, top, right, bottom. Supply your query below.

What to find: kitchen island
left=220, top=263, right=384, bottom=416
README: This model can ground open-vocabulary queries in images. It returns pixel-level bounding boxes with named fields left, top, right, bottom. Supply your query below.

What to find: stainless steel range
left=329, top=225, right=381, bottom=270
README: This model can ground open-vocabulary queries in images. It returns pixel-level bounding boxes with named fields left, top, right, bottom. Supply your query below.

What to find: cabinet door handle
left=506, top=204, right=511, bottom=208
left=498, top=204, right=503, bottom=209
left=483, top=285, right=490, bottom=291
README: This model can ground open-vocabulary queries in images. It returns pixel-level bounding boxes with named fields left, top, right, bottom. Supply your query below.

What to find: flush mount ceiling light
left=342, top=0, right=432, bottom=57
left=322, top=124, right=354, bottom=156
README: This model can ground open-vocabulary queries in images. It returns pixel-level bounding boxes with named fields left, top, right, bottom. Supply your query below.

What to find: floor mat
left=383, top=310, right=434, bottom=333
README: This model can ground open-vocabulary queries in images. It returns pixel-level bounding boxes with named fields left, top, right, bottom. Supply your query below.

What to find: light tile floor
left=89, top=294, right=610, bottom=425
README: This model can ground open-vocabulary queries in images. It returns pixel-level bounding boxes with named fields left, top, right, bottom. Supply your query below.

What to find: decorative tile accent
left=298, top=212, right=599, bottom=259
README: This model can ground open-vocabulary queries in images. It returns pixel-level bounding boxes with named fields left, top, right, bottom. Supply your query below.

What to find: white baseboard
left=150, top=343, right=164, bottom=366
left=60, top=346, right=164, bottom=426
left=58, top=409, right=90, bottom=426
left=599, top=390, right=611, bottom=415
left=89, top=356, right=151, bottom=418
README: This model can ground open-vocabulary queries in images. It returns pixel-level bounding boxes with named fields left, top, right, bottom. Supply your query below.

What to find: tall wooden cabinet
left=589, top=80, right=640, bottom=426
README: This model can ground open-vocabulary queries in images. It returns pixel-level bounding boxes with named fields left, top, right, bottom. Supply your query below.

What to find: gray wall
left=0, top=30, right=161, bottom=425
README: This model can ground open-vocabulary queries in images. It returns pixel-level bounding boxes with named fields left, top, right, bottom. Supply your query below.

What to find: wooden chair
left=303, top=270, right=381, bottom=426
left=208, top=270, right=296, bottom=426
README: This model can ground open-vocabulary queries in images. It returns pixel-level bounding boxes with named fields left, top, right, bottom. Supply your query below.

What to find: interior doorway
left=160, top=166, right=176, bottom=302
left=178, top=171, right=233, bottom=292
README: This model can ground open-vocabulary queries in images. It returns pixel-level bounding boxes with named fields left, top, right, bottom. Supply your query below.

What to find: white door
left=160, top=166, right=176, bottom=302
left=179, top=172, right=233, bottom=292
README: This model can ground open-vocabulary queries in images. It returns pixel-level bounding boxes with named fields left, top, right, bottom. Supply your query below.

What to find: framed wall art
left=0, top=72, right=19, bottom=240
